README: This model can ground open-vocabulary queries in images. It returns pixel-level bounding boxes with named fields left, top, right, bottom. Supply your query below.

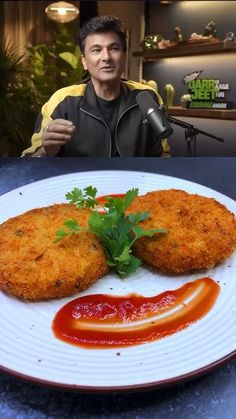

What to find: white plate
left=0, top=170, right=235, bottom=392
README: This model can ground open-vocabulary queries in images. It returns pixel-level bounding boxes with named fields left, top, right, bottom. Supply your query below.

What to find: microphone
left=136, top=91, right=173, bottom=138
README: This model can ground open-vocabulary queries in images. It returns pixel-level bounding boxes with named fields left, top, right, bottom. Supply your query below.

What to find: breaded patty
left=127, top=189, right=236, bottom=274
left=0, top=204, right=108, bottom=300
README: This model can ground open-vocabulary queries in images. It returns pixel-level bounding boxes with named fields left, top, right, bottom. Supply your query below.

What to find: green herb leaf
left=116, top=255, right=142, bottom=278
left=55, top=186, right=167, bottom=278
left=54, top=220, right=85, bottom=243
left=53, top=228, right=68, bottom=243
left=65, top=186, right=98, bottom=208
left=123, top=188, right=139, bottom=210
left=64, top=219, right=80, bottom=234
left=132, top=225, right=168, bottom=239
left=65, top=188, right=84, bottom=206
left=128, top=211, right=150, bottom=224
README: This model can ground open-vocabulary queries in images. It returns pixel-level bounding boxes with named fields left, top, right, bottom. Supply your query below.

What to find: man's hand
left=42, top=119, right=76, bottom=156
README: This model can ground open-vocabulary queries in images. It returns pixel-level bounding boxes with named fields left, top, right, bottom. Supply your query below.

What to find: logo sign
left=182, top=71, right=231, bottom=109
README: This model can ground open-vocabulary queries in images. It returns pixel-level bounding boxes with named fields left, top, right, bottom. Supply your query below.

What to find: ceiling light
left=45, top=2, right=79, bottom=23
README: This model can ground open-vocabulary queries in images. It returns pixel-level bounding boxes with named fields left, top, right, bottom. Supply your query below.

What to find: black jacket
left=22, top=79, right=166, bottom=157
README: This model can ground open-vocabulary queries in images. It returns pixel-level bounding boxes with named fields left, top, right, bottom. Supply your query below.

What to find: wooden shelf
left=133, top=41, right=236, bottom=60
left=167, top=106, right=236, bottom=120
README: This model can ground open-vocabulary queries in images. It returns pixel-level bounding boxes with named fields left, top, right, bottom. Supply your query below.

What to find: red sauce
left=94, top=194, right=126, bottom=214
left=96, top=193, right=125, bottom=206
left=52, top=277, right=220, bottom=349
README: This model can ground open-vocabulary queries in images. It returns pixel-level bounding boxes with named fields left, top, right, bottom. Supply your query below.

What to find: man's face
left=81, top=31, right=126, bottom=84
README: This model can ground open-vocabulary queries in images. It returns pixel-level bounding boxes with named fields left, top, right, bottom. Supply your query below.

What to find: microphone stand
left=164, top=112, right=224, bottom=157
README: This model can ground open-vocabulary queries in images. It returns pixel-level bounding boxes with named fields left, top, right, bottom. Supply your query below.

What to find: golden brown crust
left=127, top=189, right=236, bottom=273
left=0, top=204, right=108, bottom=300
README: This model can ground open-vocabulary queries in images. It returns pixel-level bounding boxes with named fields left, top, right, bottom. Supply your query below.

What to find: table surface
left=0, top=157, right=235, bottom=419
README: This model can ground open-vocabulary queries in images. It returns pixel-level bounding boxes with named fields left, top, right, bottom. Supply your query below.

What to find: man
left=22, top=15, right=170, bottom=157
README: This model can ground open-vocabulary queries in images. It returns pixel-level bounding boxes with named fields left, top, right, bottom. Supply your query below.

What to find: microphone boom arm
left=167, top=115, right=224, bottom=142
left=162, top=108, right=224, bottom=157
left=135, top=91, right=224, bottom=157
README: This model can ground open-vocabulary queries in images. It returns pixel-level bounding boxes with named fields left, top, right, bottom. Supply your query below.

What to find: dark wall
left=167, top=117, right=236, bottom=157
left=143, top=1, right=236, bottom=156
left=80, top=1, right=98, bottom=27
left=144, top=0, right=236, bottom=106
left=144, top=54, right=236, bottom=108
left=0, top=2, right=4, bottom=41
left=148, top=0, right=236, bottom=41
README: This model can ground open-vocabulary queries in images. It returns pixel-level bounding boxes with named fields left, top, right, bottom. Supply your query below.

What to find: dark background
left=143, top=1, right=236, bottom=156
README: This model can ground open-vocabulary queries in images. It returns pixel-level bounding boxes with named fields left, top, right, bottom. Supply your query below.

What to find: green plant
left=0, top=40, right=36, bottom=156
left=27, top=23, right=86, bottom=108
left=0, top=24, right=85, bottom=156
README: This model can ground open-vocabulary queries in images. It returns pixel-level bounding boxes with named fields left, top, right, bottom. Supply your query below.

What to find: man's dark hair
left=78, top=15, right=127, bottom=54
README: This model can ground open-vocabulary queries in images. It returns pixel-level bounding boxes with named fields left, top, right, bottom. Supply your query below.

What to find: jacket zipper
left=81, top=103, right=139, bottom=157
left=80, top=108, right=112, bottom=157
left=114, top=104, right=138, bottom=157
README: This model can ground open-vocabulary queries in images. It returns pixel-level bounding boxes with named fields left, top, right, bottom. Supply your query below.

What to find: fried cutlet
left=0, top=204, right=108, bottom=300
left=127, top=189, right=236, bottom=274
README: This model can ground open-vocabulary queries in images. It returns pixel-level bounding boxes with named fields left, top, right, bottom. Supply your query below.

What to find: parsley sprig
left=55, top=187, right=167, bottom=278
left=65, top=186, right=98, bottom=208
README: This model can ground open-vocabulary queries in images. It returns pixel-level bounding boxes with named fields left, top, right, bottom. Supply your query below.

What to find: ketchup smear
left=96, top=193, right=125, bottom=206
left=95, top=193, right=125, bottom=213
left=52, top=277, right=220, bottom=349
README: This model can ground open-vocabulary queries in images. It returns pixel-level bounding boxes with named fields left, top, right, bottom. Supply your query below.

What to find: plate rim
left=1, top=169, right=235, bottom=204
left=1, top=351, right=235, bottom=393
left=0, top=169, right=235, bottom=392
